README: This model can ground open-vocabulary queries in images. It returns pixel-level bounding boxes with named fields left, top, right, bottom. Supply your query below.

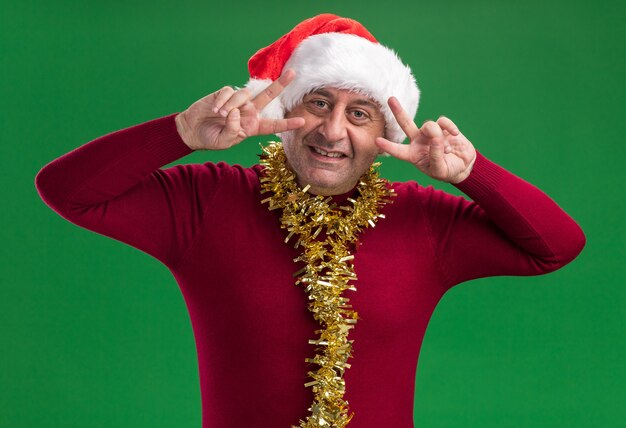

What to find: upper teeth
left=313, top=147, right=343, bottom=158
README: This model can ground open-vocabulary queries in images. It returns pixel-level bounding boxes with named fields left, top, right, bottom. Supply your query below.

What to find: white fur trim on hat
left=244, top=32, right=420, bottom=143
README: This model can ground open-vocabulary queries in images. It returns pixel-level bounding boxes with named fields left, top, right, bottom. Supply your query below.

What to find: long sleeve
left=416, top=150, right=586, bottom=289
left=34, top=113, right=223, bottom=269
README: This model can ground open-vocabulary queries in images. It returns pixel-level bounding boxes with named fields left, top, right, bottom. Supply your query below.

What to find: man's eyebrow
left=308, top=89, right=381, bottom=111
left=352, top=98, right=381, bottom=110
left=309, top=89, right=333, bottom=98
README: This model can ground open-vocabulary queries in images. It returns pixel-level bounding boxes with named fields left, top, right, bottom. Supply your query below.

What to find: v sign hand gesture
left=375, top=97, right=477, bottom=183
left=175, top=69, right=305, bottom=151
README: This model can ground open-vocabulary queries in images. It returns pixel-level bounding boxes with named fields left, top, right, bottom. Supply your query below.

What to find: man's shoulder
left=176, top=161, right=261, bottom=179
left=388, top=179, right=471, bottom=208
left=388, top=179, right=424, bottom=198
left=163, top=161, right=262, bottom=195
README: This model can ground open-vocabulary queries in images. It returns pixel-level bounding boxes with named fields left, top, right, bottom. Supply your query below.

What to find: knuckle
left=214, top=86, right=232, bottom=99
left=219, top=86, right=234, bottom=97
left=272, top=120, right=280, bottom=134
left=424, top=122, right=438, bottom=133
left=264, top=85, right=277, bottom=99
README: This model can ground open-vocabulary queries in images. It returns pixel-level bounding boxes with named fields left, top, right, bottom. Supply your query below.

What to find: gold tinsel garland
left=258, top=142, right=395, bottom=427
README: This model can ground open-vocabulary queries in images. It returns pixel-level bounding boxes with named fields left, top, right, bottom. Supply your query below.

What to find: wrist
left=175, top=111, right=195, bottom=150
left=448, top=154, right=477, bottom=184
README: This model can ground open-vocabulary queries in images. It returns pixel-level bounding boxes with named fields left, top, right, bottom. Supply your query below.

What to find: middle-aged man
left=35, top=13, right=585, bottom=428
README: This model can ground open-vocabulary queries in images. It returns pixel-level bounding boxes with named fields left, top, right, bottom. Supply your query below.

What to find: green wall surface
left=2, top=0, right=624, bottom=427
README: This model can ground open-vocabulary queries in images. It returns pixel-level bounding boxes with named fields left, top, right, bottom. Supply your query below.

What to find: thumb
left=223, top=108, right=241, bottom=136
left=217, top=108, right=243, bottom=147
left=428, top=138, right=445, bottom=163
left=426, top=138, right=450, bottom=179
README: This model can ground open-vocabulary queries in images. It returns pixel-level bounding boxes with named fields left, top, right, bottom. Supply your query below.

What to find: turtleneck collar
left=254, top=163, right=362, bottom=206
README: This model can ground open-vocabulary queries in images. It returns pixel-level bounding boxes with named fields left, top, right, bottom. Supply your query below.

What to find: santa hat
left=243, top=13, right=420, bottom=144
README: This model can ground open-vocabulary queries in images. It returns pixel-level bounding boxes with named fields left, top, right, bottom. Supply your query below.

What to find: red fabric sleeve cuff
left=452, top=150, right=504, bottom=199
left=138, top=112, right=195, bottom=165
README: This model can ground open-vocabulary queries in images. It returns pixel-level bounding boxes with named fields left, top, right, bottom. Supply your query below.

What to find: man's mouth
left=310, top=146, right=345, bottom=158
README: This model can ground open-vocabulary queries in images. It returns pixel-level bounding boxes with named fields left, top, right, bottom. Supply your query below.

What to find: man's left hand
left=375, top=96, right=477, bottom=184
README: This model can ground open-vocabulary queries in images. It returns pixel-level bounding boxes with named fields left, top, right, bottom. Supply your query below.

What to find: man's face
left=281, top=87, right=386, bottom=196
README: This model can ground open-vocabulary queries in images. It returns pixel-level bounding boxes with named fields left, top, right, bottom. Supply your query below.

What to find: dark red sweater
left=35, top=113, right=585, bottom=427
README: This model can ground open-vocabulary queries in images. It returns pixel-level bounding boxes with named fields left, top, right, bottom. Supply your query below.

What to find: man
left=35, top=14, right=585, bottom=428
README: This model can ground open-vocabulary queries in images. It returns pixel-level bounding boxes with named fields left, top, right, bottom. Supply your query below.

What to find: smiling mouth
left=310, top=146, right=346, bottom=158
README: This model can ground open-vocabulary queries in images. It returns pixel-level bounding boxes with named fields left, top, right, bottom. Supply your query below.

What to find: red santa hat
left=243, top=13, right=420, bottom=144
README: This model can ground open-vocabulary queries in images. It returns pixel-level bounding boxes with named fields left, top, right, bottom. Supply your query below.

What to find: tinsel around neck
left=258, top=141, right=395, bottom=427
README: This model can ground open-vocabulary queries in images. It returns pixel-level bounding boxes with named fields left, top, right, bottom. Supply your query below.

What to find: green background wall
left=2, top=0, right=624, bottom=426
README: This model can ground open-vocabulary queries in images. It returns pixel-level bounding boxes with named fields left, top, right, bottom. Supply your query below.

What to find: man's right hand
left=175, top=69, right=305, bottom=151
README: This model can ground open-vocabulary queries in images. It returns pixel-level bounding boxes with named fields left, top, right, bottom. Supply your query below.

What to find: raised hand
left=375, top=97, right=477, bottom=183
left=175, top=69, right=305, bottom=150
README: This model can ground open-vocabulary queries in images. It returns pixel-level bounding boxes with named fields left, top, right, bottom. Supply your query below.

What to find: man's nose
left=319, top=108, right=348, bottom=143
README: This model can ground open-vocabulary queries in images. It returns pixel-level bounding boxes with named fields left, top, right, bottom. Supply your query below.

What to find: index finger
left=251, top=69, right=296, bottom=111
left=388, top=96, right=421, bottom=140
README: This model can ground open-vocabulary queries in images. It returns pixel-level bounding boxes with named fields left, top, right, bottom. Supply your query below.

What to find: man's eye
left=351, top=110, right=368, bottom=120
left=313, top=100, right=328, bottom=108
